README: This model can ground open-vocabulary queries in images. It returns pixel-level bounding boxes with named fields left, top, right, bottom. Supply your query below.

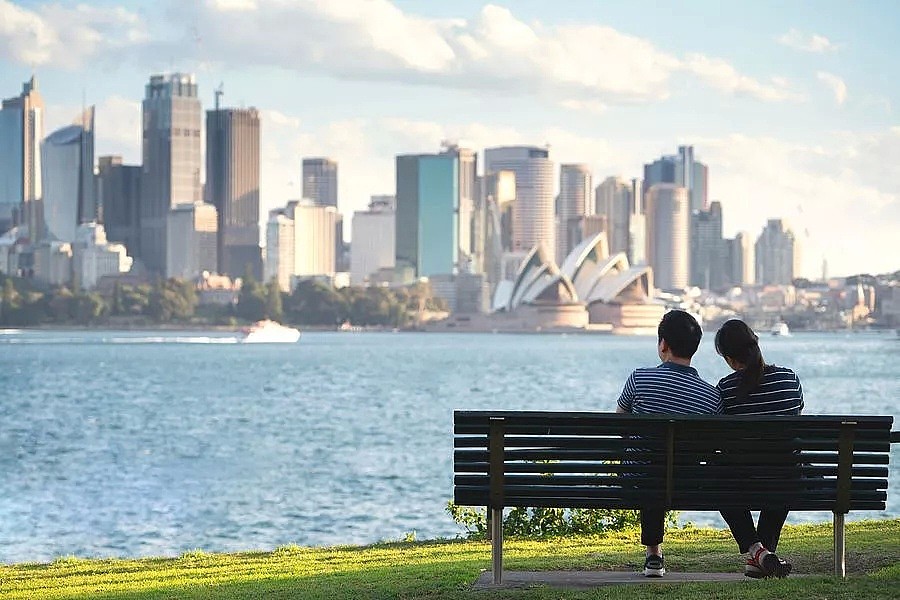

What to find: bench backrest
left=453, top=411, right=894, bottom=513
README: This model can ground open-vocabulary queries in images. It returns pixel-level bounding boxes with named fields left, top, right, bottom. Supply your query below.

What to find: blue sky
left=1, top=0, right=897, bottom=276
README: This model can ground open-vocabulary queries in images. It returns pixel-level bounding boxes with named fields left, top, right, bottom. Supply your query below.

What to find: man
left=616, top=309, right=721, bottom=577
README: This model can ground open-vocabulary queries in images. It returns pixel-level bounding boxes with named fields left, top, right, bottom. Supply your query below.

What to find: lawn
left=0, top=520, right=898, bottom=599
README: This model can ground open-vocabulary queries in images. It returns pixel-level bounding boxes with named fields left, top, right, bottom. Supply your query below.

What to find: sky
left=1, top=0, right=898, bottom=278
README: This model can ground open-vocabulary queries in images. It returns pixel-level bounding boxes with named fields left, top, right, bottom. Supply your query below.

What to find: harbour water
left=0, top=329, right=897, bottom=563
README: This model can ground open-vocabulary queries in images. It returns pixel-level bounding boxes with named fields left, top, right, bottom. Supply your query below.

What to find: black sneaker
left=643, top=554, right=665, bottom=577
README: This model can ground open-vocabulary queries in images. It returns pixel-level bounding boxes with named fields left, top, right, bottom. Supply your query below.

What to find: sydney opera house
left=433, top=232, right=666, bottom=333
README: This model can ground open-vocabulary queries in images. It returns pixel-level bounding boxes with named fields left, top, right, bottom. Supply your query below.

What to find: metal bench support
left=833, top=512, right=845, bottom=578
left=489, top=417, right=505, bottom=585
left=491, top=508, right=503, bottom=585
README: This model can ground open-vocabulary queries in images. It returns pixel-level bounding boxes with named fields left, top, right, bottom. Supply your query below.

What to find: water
left=0, top=329, right=897, bottom=563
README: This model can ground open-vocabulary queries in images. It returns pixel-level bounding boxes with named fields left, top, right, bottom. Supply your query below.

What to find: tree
left=265, top=280, right=283, bottom=322
left=73, top=292, right=107, bottom=325
left=285, top=279, right=348, bottom=326
left=236, top=274, right=266, bottom=322
left=0, top=278, right=20, bottom=325
left=148, top=278, right=197, bottom=322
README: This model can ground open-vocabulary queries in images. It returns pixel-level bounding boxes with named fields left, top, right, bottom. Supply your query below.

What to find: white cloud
left=0, top=0, right=147, bottom=68
left=817, top=71, right=848, bottom=106
left=0, top=1, right=800, bottom=110
left=778, top=28, right=839, bottom=53
left=683, top=54, right=802, bottom=102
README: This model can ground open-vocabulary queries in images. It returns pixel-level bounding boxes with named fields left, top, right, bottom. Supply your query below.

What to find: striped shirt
left=717, top=365, right=804, bottom=416
left=617, top=362, right=722, bottom=415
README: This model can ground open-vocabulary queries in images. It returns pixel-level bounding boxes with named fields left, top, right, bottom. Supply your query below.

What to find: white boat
left=240, top=320, right=301, bottom=344
left=771, top=321, right=791, bottom=337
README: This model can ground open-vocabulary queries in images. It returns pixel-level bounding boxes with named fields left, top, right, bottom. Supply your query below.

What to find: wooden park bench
left=453, top=411, right=899, bottom=583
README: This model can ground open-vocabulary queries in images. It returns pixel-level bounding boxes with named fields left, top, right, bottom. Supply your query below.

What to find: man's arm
left=616, top=371, right=636, bottom=414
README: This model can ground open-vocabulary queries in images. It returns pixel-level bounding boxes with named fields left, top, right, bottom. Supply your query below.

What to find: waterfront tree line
left=0, top=273, right=448, bottom=329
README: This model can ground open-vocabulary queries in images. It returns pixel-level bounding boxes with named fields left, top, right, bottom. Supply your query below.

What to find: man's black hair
left=657, top=309, right=702, bottom=359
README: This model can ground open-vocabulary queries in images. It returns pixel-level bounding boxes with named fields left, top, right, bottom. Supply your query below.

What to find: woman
left=715, top=319, right=803, bottom=579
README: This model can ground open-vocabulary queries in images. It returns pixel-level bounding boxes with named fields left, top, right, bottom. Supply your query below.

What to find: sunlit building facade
left=484, top=146, right=554, bottom=262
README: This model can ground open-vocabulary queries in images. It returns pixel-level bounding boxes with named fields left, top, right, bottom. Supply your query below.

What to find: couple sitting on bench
left=617, top=310, right=800, bottom=579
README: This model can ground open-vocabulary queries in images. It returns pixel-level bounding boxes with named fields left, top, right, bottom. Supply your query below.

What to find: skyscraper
left=677, top=145, right=709, bottom=214
left=595, top=176, right=631, bottom=256
left=166, top=202, right=217, bottom=280
left=141, top=73, right=202, bottom=273
left=395, top=152, right=458, bottom=277
left=690, top=201, right=725, bottom=289
left=725, top=231, right=754, bottom=286
left=40, top=109, right=96, bottom=243
left=440, top=143, right=477, bottom=267
left=206, top=102, right=261, bottom=279
left=293, top=201, right=337, bottom=278
left=558, top=164, right=592, bottom=260
left=350, top=198, right=395, bottom=286
left=628, top=178, right=646, bottom=265
left=755, top=219, right=798, bottom=285
left=484, top=146, right=554, bottom=261
left=302, top=158, right=338, bottom=207
left=0, top=76, right=44, bottom=238
left=479, top=170, right=516, bottom=293
left=98, top=156, right=141, bottom=259
left=646, top=183, right=689, bottom=290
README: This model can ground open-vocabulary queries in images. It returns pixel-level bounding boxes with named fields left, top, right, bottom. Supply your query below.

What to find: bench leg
left=833, top=512, right=846, bottom=578
left=491, top=508, right=503, bottom=584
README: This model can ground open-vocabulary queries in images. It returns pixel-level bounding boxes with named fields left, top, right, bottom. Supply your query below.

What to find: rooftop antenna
left=214, top=82, right=224, bottom=111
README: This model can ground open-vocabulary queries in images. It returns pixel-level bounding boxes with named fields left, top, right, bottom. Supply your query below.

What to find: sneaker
left=745, top=549, right=792, bottom=579
left=643, top=554, right=665, bottom=577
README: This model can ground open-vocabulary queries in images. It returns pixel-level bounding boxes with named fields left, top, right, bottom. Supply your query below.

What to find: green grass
left=1, top=520, right=898, bottom=599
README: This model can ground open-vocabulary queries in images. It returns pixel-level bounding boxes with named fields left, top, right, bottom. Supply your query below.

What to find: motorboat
left=771, top=321, right=791, bottom=337
left=240, top=320, right=301, bottom=344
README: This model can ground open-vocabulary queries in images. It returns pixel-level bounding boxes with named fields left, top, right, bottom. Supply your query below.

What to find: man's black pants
left=720, top=508, right=790, bottom=553
left=640, top=508, right=666, bottom=546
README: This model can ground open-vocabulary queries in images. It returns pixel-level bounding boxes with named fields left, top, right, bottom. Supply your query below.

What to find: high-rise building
left=479, top=171, right=516, bottom=293
left=646, top=183, right=689, bottom=290
left=484, top=146, right=554, bottom=261
left=40, top=108, right=96, bottom=243
left=595, top=176, right=631, bottom=256
left=350, top=198, right=395, bottom=286
left=0, top=76, right=44, bottom=238
left=302, top=158, right=338, bottom=208
left=265, top=207, right=295, bottom=292
left=206, top=103, right=261, bottom=279
left=677, top=145, right=709, bottom=213
left=558, top=164, right=592, bottom=260
left=628, top=178, right=646, bottom=265
left=690, top=201, right=725, bottom=289
left=141, top=73, right=202, bottom=274
left=395, top=152, right=458, bottom=277
left=440, top=143, right=477, bottom=268
left=755, top=219, right=798, bottom=285
left=645, top=148, right=708, bottom=216
left=166, top=202, right=217, bottom=280
left=725, top=231, right=754, bottom=287
left=265, top=200, right=337, bottom=289
left=98, top=155, right=141, bottom=259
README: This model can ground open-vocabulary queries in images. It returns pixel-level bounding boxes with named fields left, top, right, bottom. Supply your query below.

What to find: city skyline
left=0, top=0, right=897, bottom=277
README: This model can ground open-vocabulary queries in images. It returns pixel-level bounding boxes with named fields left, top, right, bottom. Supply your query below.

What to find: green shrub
left=447, top=501, right=677, bottom=538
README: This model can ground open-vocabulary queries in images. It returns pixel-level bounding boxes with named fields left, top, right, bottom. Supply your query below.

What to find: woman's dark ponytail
left=715, top=319, right=767, bottom=401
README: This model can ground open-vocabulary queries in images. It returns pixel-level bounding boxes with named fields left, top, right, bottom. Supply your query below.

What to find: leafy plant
left=447, top=501, right=677, bottom=539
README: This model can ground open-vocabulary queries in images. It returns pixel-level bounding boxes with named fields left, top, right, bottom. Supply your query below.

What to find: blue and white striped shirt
left=717, top=365, right=804, bottom=416
left=617, top=362, right=722, bottom=415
